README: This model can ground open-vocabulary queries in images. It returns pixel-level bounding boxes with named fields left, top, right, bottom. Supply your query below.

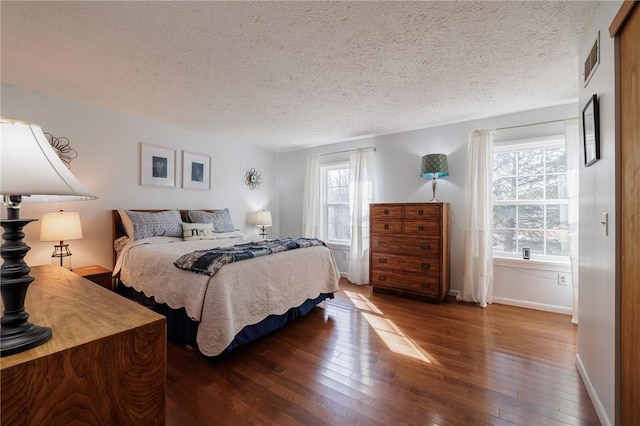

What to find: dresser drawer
left=403, top=205, right=441, bottom=220
left=371, top=235, right=440, bottom=257
left=370, top=269, right=441, bottom=298
left=371, top=205, right=402, bottom=220
left=403, top=221, right=440, bottom=236
left=371, top=220, right=402, bottom=234
left=371, top=253, right=440, bottom=277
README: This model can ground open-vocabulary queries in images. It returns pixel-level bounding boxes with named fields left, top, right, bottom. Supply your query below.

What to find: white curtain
left=458, top=129, right=495, bottom=307
left=565, top=119, right=580, bottom=324
left=348, top=148, right=375, bottom=284
left=302, top=155, right=322, bottom=238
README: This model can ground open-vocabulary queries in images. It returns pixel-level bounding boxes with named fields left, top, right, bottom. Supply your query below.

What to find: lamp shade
left=0, top=117, right=96, bottom=201
left=254, top=210, right=272, bottom=227
left=420, top=154, right=449, bottom=179
left=40, top=211, right=83, bottom=242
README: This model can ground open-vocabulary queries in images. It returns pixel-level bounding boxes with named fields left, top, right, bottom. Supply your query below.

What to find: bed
left=112, top=209, right=340, bottom=356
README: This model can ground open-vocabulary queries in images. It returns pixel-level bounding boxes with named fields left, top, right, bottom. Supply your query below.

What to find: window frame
left=492, top=135, right=569, bottom=263
left=320, top=161, right=351, bottom=246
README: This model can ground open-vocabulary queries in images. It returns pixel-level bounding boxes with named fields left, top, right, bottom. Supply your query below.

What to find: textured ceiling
left=1, top=1, right=598, bottom=152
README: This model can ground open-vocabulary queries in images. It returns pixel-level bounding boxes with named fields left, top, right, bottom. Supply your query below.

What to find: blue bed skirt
left=116, top=281, right=333, bottom=356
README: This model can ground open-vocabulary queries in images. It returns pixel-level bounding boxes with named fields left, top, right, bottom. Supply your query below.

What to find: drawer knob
left=379, top=258, right=387, bottom=264
left=418, top=209, right=424, bottom=215
left=418, top=225, right=425, bottom=231
left=421, top=263, right=431, bottom=269
left=421, top=244, right=431, bottom=250
left=379, top=275, right=387, bottom=281
left=384, top=209, right=389, bottom=215
left=384, top=224, right=389, bottom=230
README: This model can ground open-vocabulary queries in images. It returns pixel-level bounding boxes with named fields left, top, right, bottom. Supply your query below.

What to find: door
left=614, top=1, right=640, bottom=422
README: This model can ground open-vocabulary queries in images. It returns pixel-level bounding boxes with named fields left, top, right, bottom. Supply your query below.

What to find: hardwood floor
left=166, top=279, right=599, bottom=425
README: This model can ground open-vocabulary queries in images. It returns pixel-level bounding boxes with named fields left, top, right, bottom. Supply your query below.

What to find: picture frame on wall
left=582, top=94, right=600, bottom=167
left=140, top=143, right=176, bottom=187
left=182, top=151, right=211, bottom=190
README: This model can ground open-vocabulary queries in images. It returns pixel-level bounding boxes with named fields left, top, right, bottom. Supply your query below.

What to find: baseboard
left=447, top=291, right=572, bottom=315
left=492, top=296, right=572, bottom=315
left=575, top=353, right=612, bottom=426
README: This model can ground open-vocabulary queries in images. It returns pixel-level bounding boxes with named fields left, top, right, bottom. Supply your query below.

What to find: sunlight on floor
left=344, top=290, right=436, bottom=364
left=343, top=291, right=383, bottom=314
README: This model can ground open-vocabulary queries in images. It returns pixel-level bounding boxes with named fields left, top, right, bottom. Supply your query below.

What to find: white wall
left=1, top=84, right=278, bottom=271
left=575, top=2, right=622, bottom=425
left=493, top=260, right=573, bottom=314
left=277, top=103, right=577, bottom=312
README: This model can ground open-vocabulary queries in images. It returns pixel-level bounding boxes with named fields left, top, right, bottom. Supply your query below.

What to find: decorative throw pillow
left=182, top=222, right=215, bottom=241
left=125, top=209, right=183, bottom=240
left=187, top=208, right=235, bottom=233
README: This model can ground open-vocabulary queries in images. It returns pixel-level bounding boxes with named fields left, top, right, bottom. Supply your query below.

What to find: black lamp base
left=1, top=321, right=52, bottom=357
left=1, top=217, right=53, bottom=357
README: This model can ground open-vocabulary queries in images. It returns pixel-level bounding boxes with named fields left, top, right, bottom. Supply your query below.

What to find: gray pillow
left=125, top=209, right=183, bottom=240
left=187, top=208, right=235, bottom=233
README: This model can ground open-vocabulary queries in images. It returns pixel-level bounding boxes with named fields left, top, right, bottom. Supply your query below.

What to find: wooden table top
left=0, top=264, right=164, bottom=369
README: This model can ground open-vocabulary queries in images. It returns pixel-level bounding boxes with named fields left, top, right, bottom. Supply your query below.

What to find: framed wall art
left=582, top=94, right=600, bottom=167
left=140, top=143, right=176, bottom=187
left=182, top=151, right=211, bottom=190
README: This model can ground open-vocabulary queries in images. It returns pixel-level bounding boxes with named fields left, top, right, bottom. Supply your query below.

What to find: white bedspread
left=116, top=235, right=340, bottom=355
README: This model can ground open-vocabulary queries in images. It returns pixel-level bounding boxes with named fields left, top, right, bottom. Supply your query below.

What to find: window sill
left=493, top=257, right=571, bottom=272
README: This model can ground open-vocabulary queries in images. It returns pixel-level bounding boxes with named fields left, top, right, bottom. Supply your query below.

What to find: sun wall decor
left=45, top=133, right=78, bottom=168
left=245, top=168, right=262, bottom=190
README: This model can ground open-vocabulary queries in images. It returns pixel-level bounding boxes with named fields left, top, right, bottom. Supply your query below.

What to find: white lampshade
left=40, top=211, right=83, bottom=242
left=0, top=118, right=94, bottom=356
left=254, top=210, right=272, bottom=227
left=0, top=117, right=96, bottom=201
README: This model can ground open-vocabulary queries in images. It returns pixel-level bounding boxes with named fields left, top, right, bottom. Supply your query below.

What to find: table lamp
left=420, top=154, right=449, bottom=202
left=255, top=210, right=272, bottom=239
left=0, top=117, right=96, bottom=356
left=40, top=211, right=84, bottom=270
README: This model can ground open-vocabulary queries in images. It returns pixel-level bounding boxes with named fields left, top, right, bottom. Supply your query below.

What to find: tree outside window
left=323, top=164, right=350, bottom=243
left=493, top=138, right=569, bottom=259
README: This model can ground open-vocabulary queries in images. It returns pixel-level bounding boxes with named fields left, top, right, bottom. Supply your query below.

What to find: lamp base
left=258, top=226, right=268, bottom=239
left=1, top=218, right=53, bottom=357
left=429, top=177, right=440, bottom=202
left=1, top=322, right=52, bottom=357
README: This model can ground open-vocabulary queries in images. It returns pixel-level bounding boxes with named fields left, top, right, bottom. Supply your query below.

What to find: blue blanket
left=174, top=237, right=326, bottom=277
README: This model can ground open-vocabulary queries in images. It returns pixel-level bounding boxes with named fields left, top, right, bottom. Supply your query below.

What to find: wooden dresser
left=1, top=265, right=166, bottom=425
left=370, top=202, right=450, bottom=303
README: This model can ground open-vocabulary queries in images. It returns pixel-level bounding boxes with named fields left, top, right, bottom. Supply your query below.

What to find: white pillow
left=181, top=222, right=215, bottom=241
left=118, top=209, right=135, bottom=238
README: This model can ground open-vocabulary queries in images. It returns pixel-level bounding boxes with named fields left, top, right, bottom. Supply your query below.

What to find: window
left=492, top=136, right=569, bottom=260
left=322, top=163, right=350, bottom=243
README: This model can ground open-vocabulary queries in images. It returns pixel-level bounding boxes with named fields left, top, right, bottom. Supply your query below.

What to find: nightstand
left=74, top=265, right=113, bottom=290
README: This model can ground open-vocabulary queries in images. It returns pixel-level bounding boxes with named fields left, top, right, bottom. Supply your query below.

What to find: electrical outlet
left=342, top=251, right=348, bottom=261
left=557, top=274, right=568, bottom=286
